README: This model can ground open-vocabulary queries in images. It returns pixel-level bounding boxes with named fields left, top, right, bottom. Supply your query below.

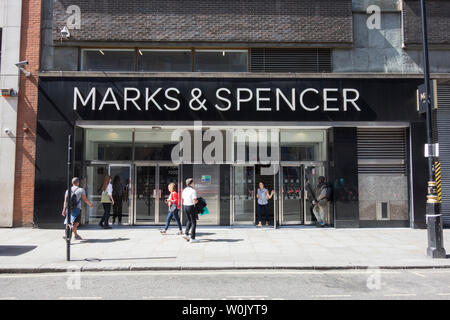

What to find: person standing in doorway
left=100, top=175, right=114, bottom=229
left=182, top=178, right=199, bottom=243
left=112, top=175, right=124, bottom=225
left=256, top=182, right=274, bottom=227
left=161, top=182, right=183, bottom=235
left=313, top=176, right=329, bottom=227
left=62, top=177, right=93, bottom=240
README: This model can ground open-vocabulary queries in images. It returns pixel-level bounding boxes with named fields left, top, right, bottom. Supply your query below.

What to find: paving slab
left=0, top=226, right=449, bottom=272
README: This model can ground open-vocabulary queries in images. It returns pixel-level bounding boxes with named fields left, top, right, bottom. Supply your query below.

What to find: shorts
left=64, top=208, right=81, bottom=225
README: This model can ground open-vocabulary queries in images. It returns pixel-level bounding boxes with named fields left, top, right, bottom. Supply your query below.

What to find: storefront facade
left=34, top=75, right=428, bottom=228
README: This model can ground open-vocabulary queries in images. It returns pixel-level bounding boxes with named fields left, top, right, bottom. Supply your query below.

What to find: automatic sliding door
left=281, top=166, right=304, bottom=224
left=135, top=166, right=157, bottom=224
left=233, top=166, right=255, bottom=224
left=109, top=165, right=131, bottom=225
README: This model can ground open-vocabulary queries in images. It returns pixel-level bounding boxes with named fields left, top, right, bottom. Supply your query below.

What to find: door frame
left=231, top=164, right=256, bottom=225
left=279, top=161, right=327, bottom=226
left=133, top=162, right=181, bottom=225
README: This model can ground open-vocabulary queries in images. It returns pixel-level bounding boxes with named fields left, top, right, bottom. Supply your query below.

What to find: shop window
left=81, top=49, right=135, bottom=72
left=280, top=130, right=327, bottom=161
left=85, top=129, right=133, bottom=161
left=195, top=50, right=248, bottom=72
left=137, top=49, right=192, bottom=72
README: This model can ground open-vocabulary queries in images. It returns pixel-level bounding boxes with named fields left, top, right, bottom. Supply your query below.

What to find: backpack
left=325, top=184, right=333, bottom=201
left=67, top=187, right=80, bottom=209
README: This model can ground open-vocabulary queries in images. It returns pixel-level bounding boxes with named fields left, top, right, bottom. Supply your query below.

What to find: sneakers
left=74, top=234, right=82, bottom=240
left=182, top=235, right=190, bottom=241
left=160, top=230, right=167, bottom=234
left=189, top=238, right=199, bottom=243
left=176, top=230, right=183, bottom=235
left=256, top=222, right=262, bottom=228
left=265, top=221, right=270, bottom=226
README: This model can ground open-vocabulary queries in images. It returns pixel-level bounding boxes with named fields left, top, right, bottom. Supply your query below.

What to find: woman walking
left=160, top=183, right=183, bottom=235
left=256, top=182, right=274, bottom=227
left=99, top=175, right=114, bottom=229
left=112, top=175, right=124, bottom=225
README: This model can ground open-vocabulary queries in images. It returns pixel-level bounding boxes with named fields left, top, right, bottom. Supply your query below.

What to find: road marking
left=58, top=296, right=102, bottom=300
left=384, top=293, right=416, bottom=297
left=312, top=294, right=352, bottom=298
left=0, top=297, right=17, bottom=300
left=226, top=295, right=268, bottom=298
left=142, top=296, right=186, bottom=300
left=437, top=293, right=450, bottom=296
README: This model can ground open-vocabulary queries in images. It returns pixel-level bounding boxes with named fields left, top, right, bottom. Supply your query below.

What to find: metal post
left=420, top=0, right=446, bottom=258
left=66, top=135, right=72, bottom=261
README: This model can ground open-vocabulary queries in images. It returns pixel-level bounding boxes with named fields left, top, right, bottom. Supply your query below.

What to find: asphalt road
left=1, top=269, right=450, bottom=300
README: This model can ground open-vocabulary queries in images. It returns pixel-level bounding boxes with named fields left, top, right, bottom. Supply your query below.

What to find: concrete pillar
left=0, top=0, right=22, bottom=227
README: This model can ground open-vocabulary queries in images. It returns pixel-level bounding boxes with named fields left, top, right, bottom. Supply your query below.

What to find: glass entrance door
left=85, top=164, right=131, bottom=225
left=232, top=166, right=255, bottom=224
left=279, top=163, right=326, bottom=225
left=281, top=166, right=304, bottom=224
left=135, top=164, right=180, bottom=225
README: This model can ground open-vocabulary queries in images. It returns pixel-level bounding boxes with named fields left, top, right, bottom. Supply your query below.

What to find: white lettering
left=164, top=88, right=181, bottom=111
left=323, top=88, right=339, bottom=111
left=145, top=88, right=163, bottom=111
left=74, top=87, right=96, bottom=111
left=124, top=87, right=141, bottom=111
left=256, top=88, right=272, bottom=111
left=300, top=88, right=320, bottom=111
left=215, top=88, right=232, bottom=111
left=343, top=88, right=361, bottom=111
left=276, top=88, right=296, bottom=111
left=99, top=88, right=120, bottom=111
left=236, top=88, right=253, bottom=111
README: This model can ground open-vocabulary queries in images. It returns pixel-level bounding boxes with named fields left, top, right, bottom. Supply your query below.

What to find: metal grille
left=437, top=85, right=450, bottom=227
left=357, top=128, right=408, bottom=175
left=250, top=48, right=332, bottom=73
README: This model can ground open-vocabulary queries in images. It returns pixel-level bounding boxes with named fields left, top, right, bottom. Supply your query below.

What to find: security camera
left=15, top=61, right=28, bottom=68
left=60, top=26, right=70, bottom=38
left=15, top=61, right=31, bottom=77
left=4, top=128, right=11, bottom=135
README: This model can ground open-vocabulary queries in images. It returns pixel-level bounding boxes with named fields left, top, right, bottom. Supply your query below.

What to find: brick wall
left=52, top=0, right=353, bottom=44
left=403, top=0, right=450, bottom=46
left=14, top=0, right=41, bottom=226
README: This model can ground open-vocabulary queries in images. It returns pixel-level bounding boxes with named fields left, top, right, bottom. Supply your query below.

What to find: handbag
left=101, top=191, right=111, bottom=203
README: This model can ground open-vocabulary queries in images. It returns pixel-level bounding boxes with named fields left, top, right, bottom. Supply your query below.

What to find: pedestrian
left=99, top=175, right=114, bottom=229
left=112, top=175, right=124, bottom=225
left=160, top=182, right=183, bottom=235
left=62, top=177, right=93, bottom=240
left=312, top=176, right=329, bottom=227
left=256, top=182, right=274, bottom=227
left=182, top=178, right=199, bottom=243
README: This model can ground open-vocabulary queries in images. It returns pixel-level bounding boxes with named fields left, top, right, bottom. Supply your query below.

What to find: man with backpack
left=312, top=176, right=332, bottom=227
left=62, top=177, right=93, bottom=240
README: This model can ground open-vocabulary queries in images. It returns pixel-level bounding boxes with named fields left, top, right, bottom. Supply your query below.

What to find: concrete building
left=6, top=0, right=450, bottom=228
left=0, top=0, right=22, bottom=227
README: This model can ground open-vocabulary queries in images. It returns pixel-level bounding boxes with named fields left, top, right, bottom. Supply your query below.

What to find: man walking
left=312, top=176, right=329, bottom=227
left=62, top=177, right=93, bottom=240
left=182, top=178, right=199, bottom=243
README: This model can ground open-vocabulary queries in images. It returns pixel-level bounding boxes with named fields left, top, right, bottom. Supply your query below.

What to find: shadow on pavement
left=0, top=245, right=37, bottom=256
left=73, top=238, right=130, bottom=244
left=70, top=256, right=176, bottom=262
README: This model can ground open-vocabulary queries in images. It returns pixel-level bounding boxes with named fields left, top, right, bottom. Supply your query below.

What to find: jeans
left=164, top=208, right=182, bottom=231
left=257, top=204, right=269, bottom=223
left=313, top=204, right=325, bottom=224
left=101, top=203, right=111, bottom=226
left=184, top=205, right=197, bottom=239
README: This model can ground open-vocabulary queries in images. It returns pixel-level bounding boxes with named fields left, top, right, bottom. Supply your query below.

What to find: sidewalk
left=0, top=226, right=449, bottom=273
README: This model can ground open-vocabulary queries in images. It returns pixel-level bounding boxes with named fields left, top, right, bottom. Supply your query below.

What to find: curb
left=1, top=265, right=450, bottom=274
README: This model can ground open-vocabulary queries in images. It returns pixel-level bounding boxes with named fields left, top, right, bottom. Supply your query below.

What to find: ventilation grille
left=437, top=85, right=450, bottom=227
left=250, top=48, right=332, bottom=73
left=357, top=128, right=408, bottom=175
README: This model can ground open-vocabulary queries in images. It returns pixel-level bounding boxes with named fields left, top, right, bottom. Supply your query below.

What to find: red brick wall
left=13, top=0, right=42, bottom=227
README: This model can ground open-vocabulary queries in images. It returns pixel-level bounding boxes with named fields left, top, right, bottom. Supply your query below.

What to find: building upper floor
left=40, top=0, right=450, bottom=75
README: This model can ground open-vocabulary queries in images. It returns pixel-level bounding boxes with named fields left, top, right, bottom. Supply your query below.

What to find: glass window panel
left=85, top=129, right=133, bottom=161
left=195, top=50, right=248, bottom=72
left=280, top=130, right=326, bottom=161
left=81, top=49, right=135, bottom=72
left=137, top=50, right=192, bottom=72
left=134, top=129, right=178, bottom=161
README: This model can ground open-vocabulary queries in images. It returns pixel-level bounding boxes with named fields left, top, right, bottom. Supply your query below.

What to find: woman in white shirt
left=99, top=175, right=114, bottom=229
